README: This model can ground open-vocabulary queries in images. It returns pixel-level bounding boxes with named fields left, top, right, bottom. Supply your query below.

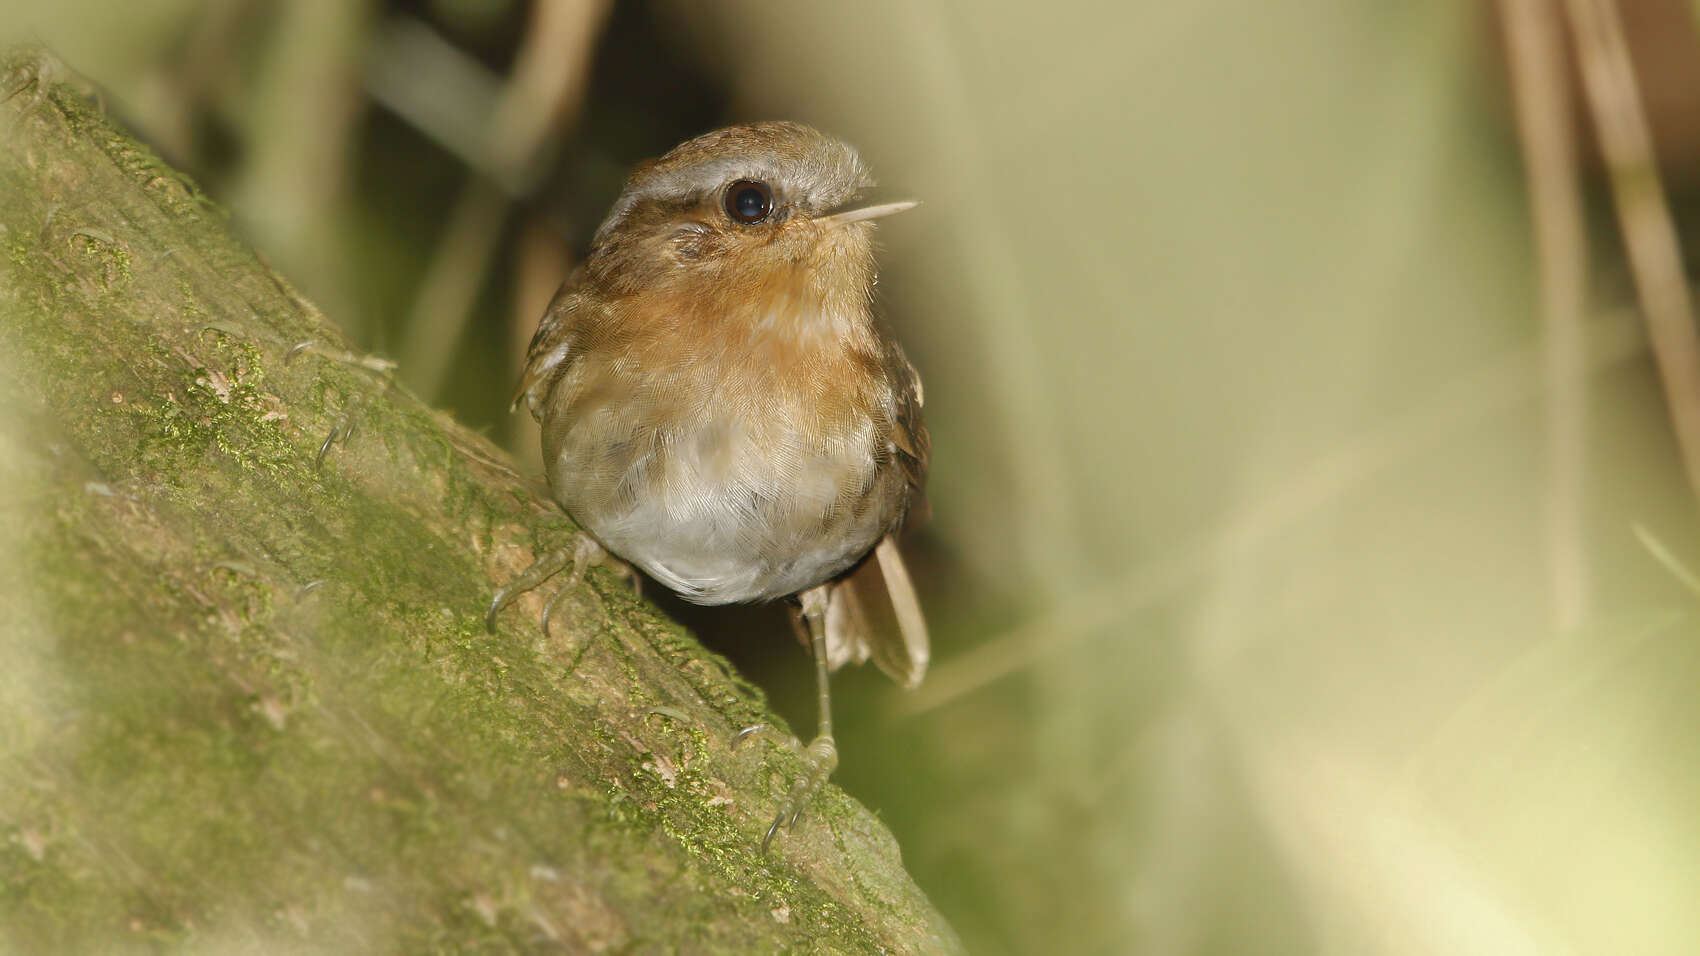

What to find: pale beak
left=818, top=199, right=919, bottom=228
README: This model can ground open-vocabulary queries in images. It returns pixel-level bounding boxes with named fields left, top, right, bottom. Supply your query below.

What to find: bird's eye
left=724, top=180, right=773, bottom=225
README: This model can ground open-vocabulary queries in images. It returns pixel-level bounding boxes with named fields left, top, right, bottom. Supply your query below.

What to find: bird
left=486, top=122, right=930, bottom=850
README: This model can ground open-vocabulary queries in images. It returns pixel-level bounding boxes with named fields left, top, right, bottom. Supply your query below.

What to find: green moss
left=66, top=228, right=131, bottom=290
left=131, top=363, right=300, bottom=482
left=42, top=79, right=216, bottom=223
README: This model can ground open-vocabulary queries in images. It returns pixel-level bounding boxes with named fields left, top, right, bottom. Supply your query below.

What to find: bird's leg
left=485, top=532, right=633, bottom=632
left=283, top=340, right=395, bottom=469
left=736, top=584, right=839, bottom=852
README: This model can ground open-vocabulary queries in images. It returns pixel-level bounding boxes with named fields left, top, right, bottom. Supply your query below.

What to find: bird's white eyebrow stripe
left=594, top=145, right=874, bottom=244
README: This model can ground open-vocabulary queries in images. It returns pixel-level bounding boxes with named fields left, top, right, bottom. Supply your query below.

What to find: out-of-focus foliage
left=8, top=1, right=1700, bottom=952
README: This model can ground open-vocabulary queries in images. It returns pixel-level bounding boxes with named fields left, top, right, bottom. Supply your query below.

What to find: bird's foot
left=314, top=397, right=359, bottom=469
left=734, top=724, right=839, bottom=852
left=283, top=340, right=395, bottom=469
left=485, top=532, right=636, bottom=633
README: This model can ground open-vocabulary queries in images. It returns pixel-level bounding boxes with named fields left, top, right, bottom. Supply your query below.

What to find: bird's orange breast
left=542, top=253, right=901, bottom=603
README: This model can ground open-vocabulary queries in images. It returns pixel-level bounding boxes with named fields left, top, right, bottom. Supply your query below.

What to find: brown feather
left=822, top=535, right=929, bottom=689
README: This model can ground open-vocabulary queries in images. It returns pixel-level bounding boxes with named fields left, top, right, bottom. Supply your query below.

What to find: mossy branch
left=0, top=51, right=958, bottom=954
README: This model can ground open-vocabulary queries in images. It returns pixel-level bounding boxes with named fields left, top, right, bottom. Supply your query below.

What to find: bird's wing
left=816, top=332, right=933, bottom=689
left=512, top=265, right=590, bottom=417
left=883, top=338, right=931, bottom=511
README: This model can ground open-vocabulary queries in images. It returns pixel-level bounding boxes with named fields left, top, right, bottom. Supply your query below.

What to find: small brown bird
left=487, top=122, right=930, bottom=849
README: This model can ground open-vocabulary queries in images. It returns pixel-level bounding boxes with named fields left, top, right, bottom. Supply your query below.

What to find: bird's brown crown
left=593, top=121, right=874, bottom=245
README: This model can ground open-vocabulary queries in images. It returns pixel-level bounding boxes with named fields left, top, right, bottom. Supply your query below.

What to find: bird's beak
left=818, top=199, right=919, bottom=228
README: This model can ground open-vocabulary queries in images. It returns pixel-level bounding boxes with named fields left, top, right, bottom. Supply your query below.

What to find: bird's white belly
left=553, top=413, right=885, bottom=604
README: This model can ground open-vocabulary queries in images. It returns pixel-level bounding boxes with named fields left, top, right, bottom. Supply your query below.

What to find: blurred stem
left=898, top=319, right=1648, bottom=715
left=232, top=0, right=375, bottom=333
left=1563, top=0, right=1700, bottom=504
left=895, top=0, right=1096, bottom=788
left=395, top=178, right=509, bottom=400
left=489, top=0, right=611, bottom=193
left=889, top=5, right=1086, bottom=578
left=1633, top=524, right=1700, bottom=598
left=1498, top=0, right=1589, bottom=631
left=397, top=0, right=609, bottom=402
left=129, top=0, right=252, bottom=165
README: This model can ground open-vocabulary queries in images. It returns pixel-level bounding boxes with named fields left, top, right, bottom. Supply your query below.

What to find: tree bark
left=0, top=51, right=959, bottom=954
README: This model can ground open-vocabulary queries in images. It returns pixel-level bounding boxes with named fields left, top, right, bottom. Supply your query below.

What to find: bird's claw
left=734, top=725, right=837, bottom=852
left=759, top=734, right=839, bottom=853
left=315, top=409, right=357, bottom=469
left=731, top=722, right=788, bottom=749
left=486, top=532, right=632, bottom=633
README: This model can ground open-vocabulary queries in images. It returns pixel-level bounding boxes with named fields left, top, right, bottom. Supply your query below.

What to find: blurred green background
left=10, top=0, right=1700, bottom=951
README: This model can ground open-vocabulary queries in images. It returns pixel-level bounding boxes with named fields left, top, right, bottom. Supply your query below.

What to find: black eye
left=724, top=180, right=773, bottom=224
